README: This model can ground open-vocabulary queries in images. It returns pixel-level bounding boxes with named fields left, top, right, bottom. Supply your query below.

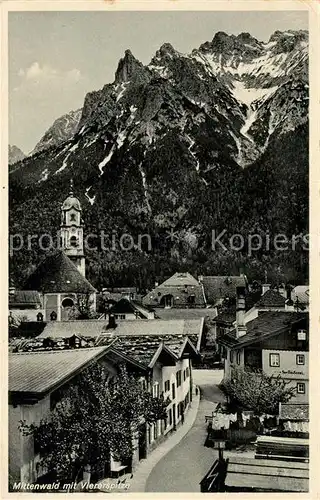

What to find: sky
left=9, top=10, right=308, bottom=154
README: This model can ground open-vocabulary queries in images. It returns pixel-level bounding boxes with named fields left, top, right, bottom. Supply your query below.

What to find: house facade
left=142, top=273, right=206, bottom=309
left=9, top=327, right=200, bottom=485
left=9, top=289, right=43, bottom=323
left=218, top=307, right=309, bottom=404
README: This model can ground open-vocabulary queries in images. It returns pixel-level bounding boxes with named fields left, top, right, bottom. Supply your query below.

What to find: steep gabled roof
left=202, top=276, right=247, bottom=304
left=24, top=251, right=96, bottom=294
left=218, top=311, right=308, bottom=349
left=159, top=272, right=200, bottom=287
left=255, top=289, right=286, bottom=308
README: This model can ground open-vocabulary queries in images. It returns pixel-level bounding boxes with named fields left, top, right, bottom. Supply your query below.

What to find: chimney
left=106, top=313, right=117, bottom=330
left=262, top=283, right=271, bottom=295
left=198, top=275, right=203, bottom=283
left=285, top=284, right=294, bottom=311
left=236, top=286, right=247, bottom=338
left=155, top=281, right=159, bottom=288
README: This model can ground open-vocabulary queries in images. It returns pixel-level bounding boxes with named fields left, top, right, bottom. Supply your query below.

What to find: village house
left=211, top=283, right=303, bottom=344
left=9, top=344, right=115, bottom=485
left=142, top=272, right=206, bottom=309
left=9, top=287, right=42, bottom=324
left=217, top=287, right=309, bottom=404
left=9, top=325, right=200, bottom=485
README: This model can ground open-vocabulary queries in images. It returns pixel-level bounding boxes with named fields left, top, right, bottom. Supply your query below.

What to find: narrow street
left=145, top=369, right=226, bottom=492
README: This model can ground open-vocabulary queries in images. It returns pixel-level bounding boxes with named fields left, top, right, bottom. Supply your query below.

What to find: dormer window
left=297, top=329, right=307, bottom=341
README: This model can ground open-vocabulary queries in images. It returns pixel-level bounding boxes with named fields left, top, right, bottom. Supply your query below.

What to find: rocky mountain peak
left=156, top=42, right=177, bottom=58
left=8, top=145, right=25, bottom=166
left=114, top=50, right=149, bottom=84
left=268, top=29, right=308, bottom=53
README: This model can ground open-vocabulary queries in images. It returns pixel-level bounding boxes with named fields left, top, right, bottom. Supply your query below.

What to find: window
left=176, top=370, right=182, bottom=387
left=139, top=378, right=147, bottom=391
left=164, top=380, right=170, bottom=392
left=186, top=367, right=189, bottom=378
left=236, top=351, right=241, bottom=365
left=168, top=409, right=172, bottom=426
left=153, top=382, right=159, bottom=398
left=172, top=383, right=176, bottom=400
left=297, top=382, right=305, bottom=394
left=70, top=235, right=77, bottom=247
left=269, top=353, right=280, bottom=367
left=297, top=330, right=307, bottom=341
left=61, top=297, right=74, bottom=309
left=154, top=422, right=158, bottom=440
left=70, top=213, right=76, bottom=222
left=230, top=351, right=234, bottom=363
left=183, top=370, right=186, bottom=382
left=296, top=354, right=305, bottom=365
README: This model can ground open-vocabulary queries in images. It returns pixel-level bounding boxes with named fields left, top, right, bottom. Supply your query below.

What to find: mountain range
left=9, top=30, right=309, bottom=289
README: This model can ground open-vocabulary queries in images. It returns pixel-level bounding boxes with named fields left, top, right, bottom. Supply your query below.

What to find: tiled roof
left=38, top=320, right=105, bottom=339
left=142, top=273, right=206, bottom=308
left=202, top=276, right=247, bottom=304
left=9, top=345, right=111, bottom=395
left=104, top=319, right=185, bottom=336
left=24, top=251, right=96, bottom=294
left=280, top=403, right=309, bottom=421
left=292, top=286, right=309, bottom=305
left=154, top=308, right=217, bottom=320
left=98, top=334, right=198, bottom=367
left=103, top=318, right=204, bottom=347
left=255, top=289, right=286, bottom=308
left=218, top=311, right=308, bottom=349
left=159, top=272, right=200, bottom=287
left=214, top=306, right=236, bottom=325
left=9, top=290, right=41, bottom=306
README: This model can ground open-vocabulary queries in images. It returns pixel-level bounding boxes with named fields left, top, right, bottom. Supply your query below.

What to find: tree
left=20, top=364, right=168, bottom=483
left=68, top=293, right=99, bottom=320
left=222, top=366, right=296, bottom=415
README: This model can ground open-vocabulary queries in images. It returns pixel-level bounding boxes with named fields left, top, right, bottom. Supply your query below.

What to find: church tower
left=60, top=180, right=86, bottom=277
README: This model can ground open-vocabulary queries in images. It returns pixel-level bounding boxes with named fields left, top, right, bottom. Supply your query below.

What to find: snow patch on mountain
left=85, top=186, right=96, bottom=205
left=230, top=81, right=278, bottom=106
left=99, top=145, right=115, bottom=176
left=56, top=152, right=71, bottom=174
left=38, top=168, right=49, bottom=183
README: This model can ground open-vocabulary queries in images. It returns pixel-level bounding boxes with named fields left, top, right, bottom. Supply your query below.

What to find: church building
left=23, top=183, right=97, bottom=321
